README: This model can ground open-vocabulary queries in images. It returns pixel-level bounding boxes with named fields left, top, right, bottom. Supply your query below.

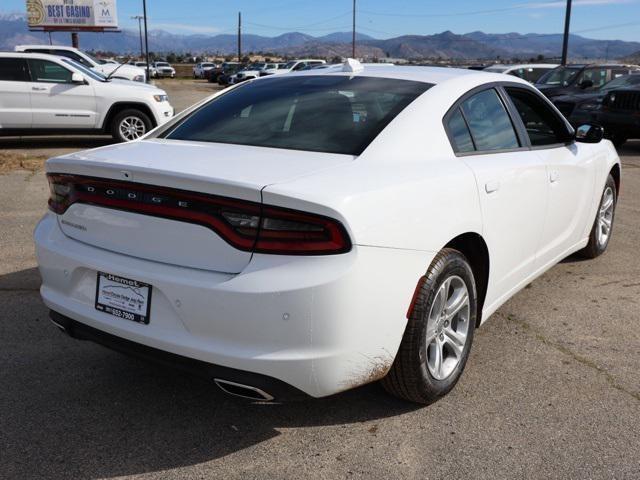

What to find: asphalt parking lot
left=1, top=79, right=639, bottom=480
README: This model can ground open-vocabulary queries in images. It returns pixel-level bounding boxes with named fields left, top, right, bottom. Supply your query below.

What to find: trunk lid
left=47, top=139, right=351, bottom=273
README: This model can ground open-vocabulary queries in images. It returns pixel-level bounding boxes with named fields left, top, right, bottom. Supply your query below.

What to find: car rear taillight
left=47, top=173, right=351, bottom=255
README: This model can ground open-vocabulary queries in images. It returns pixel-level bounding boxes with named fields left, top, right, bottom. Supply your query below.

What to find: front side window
left=537, top=66, right=581, bottom=86
left=505, top=88, right=570, bottom=146
left=461, top=89, right=520, bottom=151
left=0, top=58, right=29, bottom=81
left=27, top=59, right=72, bottom=83
left=164, top=76, right=431, bottom=155
left=447, top=108, right=475, bottom=153
left=576, top=68, right=608, bottom=88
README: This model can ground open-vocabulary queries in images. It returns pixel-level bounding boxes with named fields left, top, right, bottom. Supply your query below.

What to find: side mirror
left=575, top=124, right=604, bottom=143
left=71, top=72, right=85, bottom=84
left=579, top=79, right=594, bottom=89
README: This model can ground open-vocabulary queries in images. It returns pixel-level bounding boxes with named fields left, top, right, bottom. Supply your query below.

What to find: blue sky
left=3, top=0, right=640, bottom=40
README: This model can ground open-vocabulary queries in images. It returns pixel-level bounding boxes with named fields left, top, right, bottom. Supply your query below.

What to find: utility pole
left=352, top=0, right=356, bottom=58
left=142, top=0, right=150, bottom=82
left=238, top=11, right=242, bottom=62
left=131, top=15, right=145, bottom=59
left=561, top=0, right=572, bottom=65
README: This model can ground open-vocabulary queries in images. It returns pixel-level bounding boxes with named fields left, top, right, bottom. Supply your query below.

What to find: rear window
left=164, top=76, right=431, bottom=155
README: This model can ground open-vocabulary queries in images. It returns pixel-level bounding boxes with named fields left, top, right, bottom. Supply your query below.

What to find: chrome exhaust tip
left=214, top=379, right=275, bottom=402
left=50, top=318, right=67, bottom=332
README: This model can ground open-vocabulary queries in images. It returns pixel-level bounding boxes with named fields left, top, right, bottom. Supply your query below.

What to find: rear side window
left=505, top=87, right=570, bottom=146
left=0, top=58, right=29, bottom=81
left=27, top=59, right=72, bottom=83
left=165, top=76, right=431, bottom=155
left=461, top=89, right=520, bottom=151
left=447, top=109, right=475, bottom=153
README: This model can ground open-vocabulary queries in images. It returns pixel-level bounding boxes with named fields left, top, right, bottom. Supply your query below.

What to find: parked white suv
left=193, top=62, right=216, bottom=78
left=15, top=45, right=146, bottom=83
left=0, top=52, right=174, bottom=142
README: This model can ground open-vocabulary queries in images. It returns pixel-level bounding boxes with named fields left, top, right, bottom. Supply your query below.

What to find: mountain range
left=1, top=14, right=639, bottom=61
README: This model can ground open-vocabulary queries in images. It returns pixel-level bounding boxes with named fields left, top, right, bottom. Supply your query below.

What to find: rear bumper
left=50, top=310, right=310, bottom=401
left=35, top=213, right=432, bottom=398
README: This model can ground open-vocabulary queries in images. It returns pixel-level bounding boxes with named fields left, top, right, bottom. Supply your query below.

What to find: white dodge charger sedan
left=34, top=61, right=620, bottom=404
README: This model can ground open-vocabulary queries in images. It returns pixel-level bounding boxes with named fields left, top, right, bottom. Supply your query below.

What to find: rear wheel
left=580, top=174, right=617, bottom=258
left=382, top=248, right=477, bottom=404
left=111, top=109, right=152, bottom=143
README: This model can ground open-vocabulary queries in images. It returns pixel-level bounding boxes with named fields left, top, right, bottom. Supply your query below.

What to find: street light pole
left=561, top=0, right=572, bottom=65
left=352, top=0, right=356, bottom=59
left=238, top=11, right=242, bottom=62
left=142, top=0, right=150, bottom=83
left=131, top=15, right=144, bottom=59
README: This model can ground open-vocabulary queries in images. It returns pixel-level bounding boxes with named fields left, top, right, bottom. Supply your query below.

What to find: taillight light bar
left=47, top=173, right=351, bottom=255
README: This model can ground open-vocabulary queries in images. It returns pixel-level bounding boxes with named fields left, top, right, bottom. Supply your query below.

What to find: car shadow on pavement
left=1, top=267, right=421, bottom=480
left=0, top=136, right=114, bottom=150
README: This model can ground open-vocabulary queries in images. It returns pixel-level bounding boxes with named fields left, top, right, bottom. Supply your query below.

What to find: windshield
left=164, top=76, right=432, bottom=155
left=156, top=62, right=169, bottom=67
left=202, top=63, right=213, bottom=67
left=83, top=50, right=105, bottom=66
left=61, top=58, right=108, bottom=82
left=600, top=74, right=640, bottom=91
left=284, top=61, right=297, bottom=69
left=537, top=66, right=582, bottom=86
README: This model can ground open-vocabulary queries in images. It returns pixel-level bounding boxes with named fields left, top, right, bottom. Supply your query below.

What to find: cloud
left=525, top=0, right=635, bottom=8
left=150, top=23, right=221, bottom=34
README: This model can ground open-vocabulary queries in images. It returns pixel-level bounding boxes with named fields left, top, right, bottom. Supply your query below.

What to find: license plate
left=95, top=272, right=152, bottom=324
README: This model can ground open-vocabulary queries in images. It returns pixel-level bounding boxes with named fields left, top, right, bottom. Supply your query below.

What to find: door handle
left=31, top=86, right=47, bottom=91
left=485, top=180, right=500, bottom=194
left=549, top=170, right=559, bottom=183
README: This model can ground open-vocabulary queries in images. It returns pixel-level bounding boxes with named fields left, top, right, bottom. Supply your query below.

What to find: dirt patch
left=0, top=151, right=48, bottom=174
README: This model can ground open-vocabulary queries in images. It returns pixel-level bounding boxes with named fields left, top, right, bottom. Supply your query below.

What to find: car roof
left=15, top=44, right=80, bottom=52
left=0, top=51, right=74, bottom=63
left=563, top=63, right=640, bottom=68
left=289, top=64, right=532, bottom=88
left=486, top=63, right=559, bottom=70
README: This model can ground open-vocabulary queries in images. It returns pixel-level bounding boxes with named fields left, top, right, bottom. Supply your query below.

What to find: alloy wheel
left=426, top=275, right=471, bottom=380
left=119, top=116, right=146, bottom=141
left=597, top=186, right=614, bottom=247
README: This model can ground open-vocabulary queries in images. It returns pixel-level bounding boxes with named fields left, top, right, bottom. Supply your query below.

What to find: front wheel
left=111, top=109, right=152, bottom=142
left=382, top=248, right=477, bottom=404
left=580, top=174, right=617, bottom=258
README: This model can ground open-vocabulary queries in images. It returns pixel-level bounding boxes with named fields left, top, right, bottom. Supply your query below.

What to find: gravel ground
left=0, top=79, right=639, bottom=479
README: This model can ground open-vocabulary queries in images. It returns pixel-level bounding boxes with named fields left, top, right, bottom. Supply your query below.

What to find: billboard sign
left=26, top=0, right=118, bottom=31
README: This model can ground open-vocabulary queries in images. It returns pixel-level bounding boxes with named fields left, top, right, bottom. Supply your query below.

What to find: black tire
left=111, top=109, right=153, bottom=143
left=579, top=174, right=617, bottom=259
left=382, top=248, right=477, bottom=404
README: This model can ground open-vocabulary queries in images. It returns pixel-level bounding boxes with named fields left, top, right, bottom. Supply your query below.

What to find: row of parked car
left=1, top=44, right=639, bottom=146
left=534, top=63, right=640, bottom=147
left=193, top=59, right=326, bottom=85
left=477, top=61, right=640, bottom=146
